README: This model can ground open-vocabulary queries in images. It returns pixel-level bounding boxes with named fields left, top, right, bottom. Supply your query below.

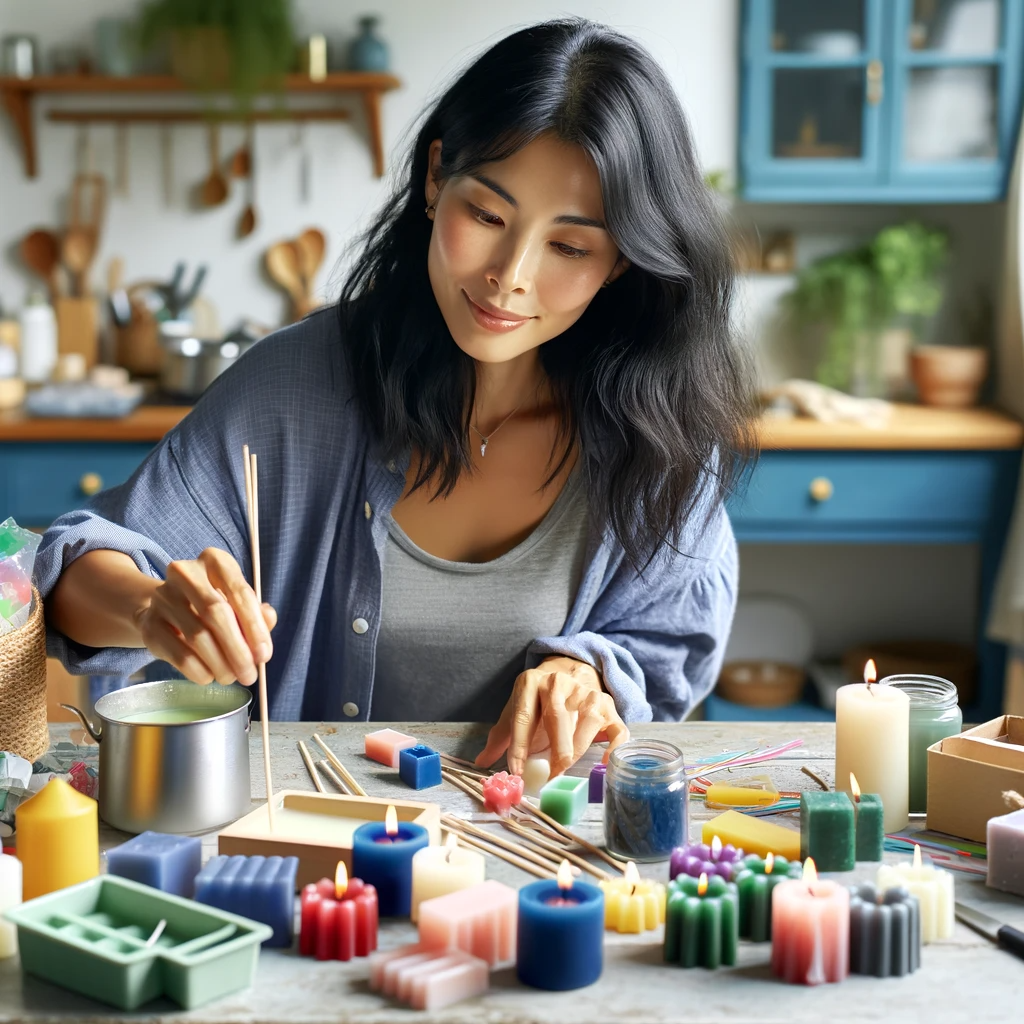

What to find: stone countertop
left=1, top=720, right=1020, bottom=1024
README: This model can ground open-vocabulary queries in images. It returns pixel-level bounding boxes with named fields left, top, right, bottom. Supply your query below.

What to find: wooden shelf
left=0, top=72, right=401, bottom=178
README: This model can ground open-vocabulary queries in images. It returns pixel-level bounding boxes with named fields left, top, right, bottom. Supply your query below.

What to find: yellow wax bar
left=702, top=810, right=800, bottom=860
left=704, top=784, right=779, bottom=808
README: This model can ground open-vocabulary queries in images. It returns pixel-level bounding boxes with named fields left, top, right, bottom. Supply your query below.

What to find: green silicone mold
left=3, top=874, right=272, bottom=1010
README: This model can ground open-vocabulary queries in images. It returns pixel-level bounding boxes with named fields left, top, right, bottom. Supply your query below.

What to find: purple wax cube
left=105, top=831, right=202, bottom=897
left=195, top=854, right=299, bottom=947
left=987, top=808, right=1024, bottom=898
left=589, top=763, right=606, bottom=803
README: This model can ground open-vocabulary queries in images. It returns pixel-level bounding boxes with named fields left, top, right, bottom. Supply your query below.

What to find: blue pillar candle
left=516, top=864, right=604, bottom=991
left=105, top=831, right=202, bottom=897
left=194, top=854, right=299, bottom=947
left=351, top=812, right=430, bottom=917
left=849, top=882, right=921, bottom=977
left=398, top=745, right=442, bottom=790
left=604, top=740, right=688, bottom=862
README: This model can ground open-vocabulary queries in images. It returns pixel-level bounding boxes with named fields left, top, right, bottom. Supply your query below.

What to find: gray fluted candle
left=849, top=882, right=921, bottom=978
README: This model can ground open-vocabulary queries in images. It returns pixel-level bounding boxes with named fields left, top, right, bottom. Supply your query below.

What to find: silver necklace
left=470, top=402, right=523, bottom=457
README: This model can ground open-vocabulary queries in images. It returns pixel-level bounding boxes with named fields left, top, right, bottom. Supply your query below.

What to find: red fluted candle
left=299, top=863, right=378, bottom=961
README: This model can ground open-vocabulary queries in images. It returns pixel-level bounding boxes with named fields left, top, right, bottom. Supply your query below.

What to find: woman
left=39, top=19, right=753, bottom=778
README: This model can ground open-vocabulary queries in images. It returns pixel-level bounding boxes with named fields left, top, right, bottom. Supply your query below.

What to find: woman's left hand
left=475, top=655, right=630, bottom=778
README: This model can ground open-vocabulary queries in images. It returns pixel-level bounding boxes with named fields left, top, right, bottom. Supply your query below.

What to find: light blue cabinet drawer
left=2, top=443, right=154, bottom=527
left=727, top=451, right=1011, bottom=542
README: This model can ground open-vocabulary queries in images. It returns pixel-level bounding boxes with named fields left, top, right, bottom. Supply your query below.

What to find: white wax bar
left=0, top=854, right=22, bottom=959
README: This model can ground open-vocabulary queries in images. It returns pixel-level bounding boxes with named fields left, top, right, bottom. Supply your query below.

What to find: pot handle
left=60, top=703, right=102, bottom=743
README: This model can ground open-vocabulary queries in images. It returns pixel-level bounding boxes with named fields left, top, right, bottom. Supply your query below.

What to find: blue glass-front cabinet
left=740, top=0, right=1024, bottom=201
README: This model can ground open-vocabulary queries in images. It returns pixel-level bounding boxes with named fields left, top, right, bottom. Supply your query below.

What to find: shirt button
left=387, top=460, right=396, bottom=472
left=364, top=501, right=372, bottom=520
left=352, top=617, right=369, bottom=634
left=343, top=702, right=360, bottom=718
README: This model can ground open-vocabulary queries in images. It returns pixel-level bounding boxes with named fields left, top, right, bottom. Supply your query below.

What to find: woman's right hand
left=134, top=547, right=276, bottom=686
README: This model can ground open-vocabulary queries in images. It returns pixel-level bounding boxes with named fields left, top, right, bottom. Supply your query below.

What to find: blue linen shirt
left=34, top=309, right=739, bottom=723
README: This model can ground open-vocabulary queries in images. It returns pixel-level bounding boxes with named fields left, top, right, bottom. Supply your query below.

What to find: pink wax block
left=369, top=944, right=426, bottom=991
left=382, top=951, right=438, bottom=996
left=481, top=771, right=524, bottom=817
left=364, top=728, right=418, bottom=768
left=410, top=952, right=489, bottom=1011
left=417, top=879, right=517, bottom=966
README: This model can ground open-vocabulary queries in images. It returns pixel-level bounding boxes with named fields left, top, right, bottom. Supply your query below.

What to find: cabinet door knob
left=79, top=472, right=103, bottom=496
left=809, top=477, right=834, bottom=503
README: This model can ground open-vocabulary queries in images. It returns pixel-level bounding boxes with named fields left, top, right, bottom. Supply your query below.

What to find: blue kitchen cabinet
left=740, top=0, right=1024, bottom=202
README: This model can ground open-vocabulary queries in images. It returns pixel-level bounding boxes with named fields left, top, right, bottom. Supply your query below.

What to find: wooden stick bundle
left=317, top=759, right=350, bottom=794
left=243, top=444, right=275, bottom=830
left=500, top=819, right=611, bottom=881
left=297, top=741, right=325, bottom=793
left=312, top=733, right=368, bottom=796
left=440, top=814, right=552, bottom=879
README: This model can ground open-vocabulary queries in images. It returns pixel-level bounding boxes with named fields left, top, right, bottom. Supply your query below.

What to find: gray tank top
left=371, top=468, right=588, bottom=722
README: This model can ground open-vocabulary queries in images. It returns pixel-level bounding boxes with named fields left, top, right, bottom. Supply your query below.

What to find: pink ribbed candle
left=369, top=944, right=489, bottom=1010
left=418, top=880, right=517, bottom=966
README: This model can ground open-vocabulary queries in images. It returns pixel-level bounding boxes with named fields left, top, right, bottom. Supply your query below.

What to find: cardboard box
left=926, top=716, right=1024, bottom=842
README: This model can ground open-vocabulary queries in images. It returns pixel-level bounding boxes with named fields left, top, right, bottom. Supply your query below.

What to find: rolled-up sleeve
left=526, top=502, right=739, bottom=723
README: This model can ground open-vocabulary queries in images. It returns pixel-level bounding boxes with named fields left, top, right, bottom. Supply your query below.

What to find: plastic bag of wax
left=0, top=517, right=41, bottom=636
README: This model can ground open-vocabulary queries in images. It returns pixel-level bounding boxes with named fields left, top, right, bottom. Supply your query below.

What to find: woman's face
left=424, top=133, right=627, bottom=366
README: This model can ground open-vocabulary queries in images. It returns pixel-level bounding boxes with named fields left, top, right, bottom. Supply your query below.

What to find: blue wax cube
left=398, top=744, right=442, bottom=789
left=194, top=854, right=299, bottom=947
left=105, top=831, right=202, bottom=898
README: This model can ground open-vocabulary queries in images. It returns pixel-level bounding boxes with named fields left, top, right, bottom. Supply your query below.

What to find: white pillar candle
left=835, top=663, right=910, bottom=832
left=877, top=845, right=954, bottom=943
left=410, top=834, right=485, bottom=922
left=0, top=853, right=22, bottom=959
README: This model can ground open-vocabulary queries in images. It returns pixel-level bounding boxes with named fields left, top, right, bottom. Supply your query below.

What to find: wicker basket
left=0, top=587, right=49, bottom=762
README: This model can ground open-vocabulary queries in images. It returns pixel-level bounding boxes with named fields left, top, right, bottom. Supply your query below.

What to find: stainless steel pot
left=62, top=680, right=252, bottom=835
left=158, top=321, right=257, bottom=399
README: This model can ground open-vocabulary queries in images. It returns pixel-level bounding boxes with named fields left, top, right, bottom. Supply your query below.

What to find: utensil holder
left=55, top=297, right=99, bottom=369
left=114, top=282, right=163, bottom=377
left=0, top=587, right=49, bottom=761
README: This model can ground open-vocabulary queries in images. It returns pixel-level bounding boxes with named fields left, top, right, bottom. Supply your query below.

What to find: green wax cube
left=800, top=792, right=855, bottom=871
left=539, top=775, right=588, bottom=826
left=854, top=793, right=884, bottom=861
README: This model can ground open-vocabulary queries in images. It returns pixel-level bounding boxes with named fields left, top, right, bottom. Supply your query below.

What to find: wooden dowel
left=298, top=741, right=325, bottom=793
left=448, top=817, right=568, bottom=873
left=317, top=759, right=349, bottom=794
left=501, top=820, right=611, bottom=881
left=311, top=733, right=368, bottom=796
left=440, top=816, right=552, bottom=879
left=441, top=768, right=484, bottom=802
left=244, top=445, right=275, bottom=831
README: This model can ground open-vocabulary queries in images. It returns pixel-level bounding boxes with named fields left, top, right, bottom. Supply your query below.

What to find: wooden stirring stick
left=243, top=444, right=275, bottom=830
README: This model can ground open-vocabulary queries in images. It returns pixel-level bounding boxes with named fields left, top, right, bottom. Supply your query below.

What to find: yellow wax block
left=15, top=778, right=99, bottom=901
left=702, top=809, right=800, bottom=860
left=704, top=783, right=779, bottom=808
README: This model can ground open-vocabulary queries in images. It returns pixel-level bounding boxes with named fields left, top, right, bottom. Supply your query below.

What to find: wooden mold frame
left=217, top=791, right=441, bottom=890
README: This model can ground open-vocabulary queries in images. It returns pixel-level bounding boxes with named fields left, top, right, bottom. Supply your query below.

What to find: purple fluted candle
left=669, top=837, right=744, bottom=881
left=589, top=763, right=606, bottom=803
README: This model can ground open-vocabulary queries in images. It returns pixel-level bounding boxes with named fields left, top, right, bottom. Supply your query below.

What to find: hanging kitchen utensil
left=19, top=229, right=62, bottom=304
left=230, top=123, right=252, bottom=178
left=115, top=121, right=129, bottom=197
left=237, top=123, right=257, bottom=239
left=200, top=122, right=229, bottom=207
left=265, top=240, right=308, bottom=321
left=63, top=172, right=106, bottom=297
left=160, top=124, right=174, bottom=205
left=294, top=227, right=326, bottom=303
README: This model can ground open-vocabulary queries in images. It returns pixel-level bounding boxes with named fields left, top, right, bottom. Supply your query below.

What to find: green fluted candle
left=664, top=873, right=738, bottom=968
left=732, top=853, right=803, bottom=941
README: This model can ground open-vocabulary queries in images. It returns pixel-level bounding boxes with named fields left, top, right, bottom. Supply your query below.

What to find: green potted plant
left=136, top=0, right=295, bottom=104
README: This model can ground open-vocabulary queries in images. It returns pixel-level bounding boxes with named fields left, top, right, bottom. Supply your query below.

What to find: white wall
left=0, top=0, right=739, bottom=326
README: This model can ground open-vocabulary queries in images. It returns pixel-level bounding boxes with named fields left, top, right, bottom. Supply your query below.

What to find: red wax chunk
left=482, top=771, right=525, bottom=817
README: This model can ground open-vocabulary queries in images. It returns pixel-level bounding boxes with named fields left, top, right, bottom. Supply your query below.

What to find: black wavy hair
left=338, top=18, right=755, bottom=574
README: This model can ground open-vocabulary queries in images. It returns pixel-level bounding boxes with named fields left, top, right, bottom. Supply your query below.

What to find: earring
left=425, top=203, right=435, bottom=219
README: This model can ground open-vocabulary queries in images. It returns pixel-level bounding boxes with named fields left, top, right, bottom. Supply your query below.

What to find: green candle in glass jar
left=881, top=675, right=961, bottom=814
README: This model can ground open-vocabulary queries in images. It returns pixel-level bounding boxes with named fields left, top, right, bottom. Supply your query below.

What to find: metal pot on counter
left=159, top=320, right=260, bottom=399
left=62, top=679, right=253, bottom=834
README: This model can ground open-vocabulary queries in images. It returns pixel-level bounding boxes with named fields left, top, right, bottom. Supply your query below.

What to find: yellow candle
left=410, top=833, right=486, bottom=922
left=15, top=778, right=99, bottom=900
left=835, top=660, right=910, bottom=832
left=599, top=862, right=666, bottom=933
left=876, top=844, right=954, bottom=943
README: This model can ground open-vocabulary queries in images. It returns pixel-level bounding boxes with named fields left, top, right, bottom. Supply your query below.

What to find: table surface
left=2, top=721, right=1021, bottom=1024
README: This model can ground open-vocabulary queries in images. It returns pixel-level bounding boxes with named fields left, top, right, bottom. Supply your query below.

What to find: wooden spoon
left=264, top=241, right=308, bottom=320
left=231, top=124, right=252, bottom=178
left=201, top=123, right=229, bottom=207
left=62, top=227, right=95, bottom=298
left=295, top=228, right=326, bottom=299
left=20, top=229, right=62, bottom=303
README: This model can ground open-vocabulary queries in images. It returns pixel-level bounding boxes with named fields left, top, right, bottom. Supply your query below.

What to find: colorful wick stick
left=800, top=792, right=855, bottom=871
left=589, top=763, right=606, bottom=803
left=701, top=810, right=800, bottom=861
left=771, top=859, right=850, bottom=985
left=732, top=853, right=802, bottom=941
left=876, top=844, right=954, bottom=943
left=370, top=944, right=490, bottom=1010
left=664, top=872, right=739, bottom=968
left=987, top=807, right=1024, bottom=897
left=195, top=854, right=299, bottom=947
left=15, top=778, right=99, bottom=901
left=410, top=835, right=486, bottom=922
left=849, top=882, right=921, bottom=977
left=0, top=853, right=21, bottom=959
left=105, top=831, right=203, bottom=898
left=364, top=729, right=418, bottom=768
left=418, top=879, right=517, bottom=965
left=351, top=808, right=430, bottom=917
left=481, top=771, right=524, bottom=816
left=517, top=863, right=604, bottom=991
left=669, top=835, right=745, bottom=881
left=399, top=745, right=442, bottom=790
left=599, top=862, right=666, bottom=933
left=539, top=776, right=588, bottom=826
left=299, top=866, right=379, bottom=960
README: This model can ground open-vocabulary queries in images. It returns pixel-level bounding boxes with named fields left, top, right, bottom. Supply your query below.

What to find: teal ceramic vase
left=348, top=16, right=389, bottom=72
